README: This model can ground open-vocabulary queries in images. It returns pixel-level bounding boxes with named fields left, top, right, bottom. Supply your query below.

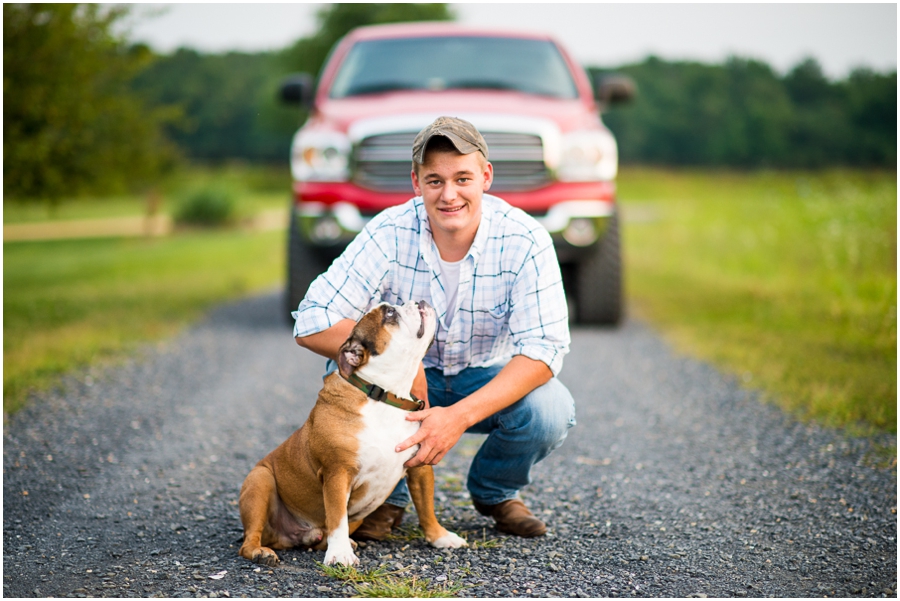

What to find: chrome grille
left=354, top=131, right=549, bottom=192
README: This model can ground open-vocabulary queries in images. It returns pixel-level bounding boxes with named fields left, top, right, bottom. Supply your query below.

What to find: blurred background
left=3, top=4, right=896, bottom=434
left=5, top=3, right=896, bottom=194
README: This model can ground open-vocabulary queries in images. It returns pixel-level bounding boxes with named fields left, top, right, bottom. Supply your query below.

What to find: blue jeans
left=327, top=360, right=576, bottom=507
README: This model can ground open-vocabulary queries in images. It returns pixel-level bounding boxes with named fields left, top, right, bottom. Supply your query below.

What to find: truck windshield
left=330, top=36, right=579, bottom=99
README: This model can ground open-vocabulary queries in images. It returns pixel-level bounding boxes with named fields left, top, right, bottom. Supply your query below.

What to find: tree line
left=4, top=4, right=896, bottom=201
left=595, top=57, right=896, bottom=169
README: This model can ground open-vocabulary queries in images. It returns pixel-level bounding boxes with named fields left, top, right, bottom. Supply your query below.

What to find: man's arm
left=295, top=319, right=356, bottom=362
left=396, top=354, right=551, bottom=468
left=292, top=211, right=396, bottom=348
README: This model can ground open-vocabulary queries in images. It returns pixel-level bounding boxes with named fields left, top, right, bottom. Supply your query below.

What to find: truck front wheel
left=573, top=208, right=623, bottom=326
left=285, top=211, right=327, bottom=324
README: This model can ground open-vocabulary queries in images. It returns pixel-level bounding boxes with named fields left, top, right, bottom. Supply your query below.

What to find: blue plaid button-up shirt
left=292, top=194, right=570, bottom=376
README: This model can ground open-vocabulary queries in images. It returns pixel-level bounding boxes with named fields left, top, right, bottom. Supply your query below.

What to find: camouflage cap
left=412, top=116, right=489, bottom=164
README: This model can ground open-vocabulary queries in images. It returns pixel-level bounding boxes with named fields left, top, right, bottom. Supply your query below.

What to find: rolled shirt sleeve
left=506, top=226, right=570, bottom=377
left=292, top=217, right=392, bottom=338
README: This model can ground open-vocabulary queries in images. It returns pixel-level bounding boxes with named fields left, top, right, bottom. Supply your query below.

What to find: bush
left=174, top=185, right=237, bottom=227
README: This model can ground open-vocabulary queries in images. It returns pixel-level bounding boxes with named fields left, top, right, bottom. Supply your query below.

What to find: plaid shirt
left=292, top=194, right=570, bottom=376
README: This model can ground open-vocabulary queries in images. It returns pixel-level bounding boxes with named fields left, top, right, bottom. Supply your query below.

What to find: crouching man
left=293, top=116, right=577, bottom=538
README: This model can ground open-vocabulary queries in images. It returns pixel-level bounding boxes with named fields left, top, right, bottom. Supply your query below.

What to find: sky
left=123, top=3, right=898, bottom=79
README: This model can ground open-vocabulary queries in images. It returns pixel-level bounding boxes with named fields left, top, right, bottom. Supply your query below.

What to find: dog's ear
left=337, top=338, right=367, bottom=378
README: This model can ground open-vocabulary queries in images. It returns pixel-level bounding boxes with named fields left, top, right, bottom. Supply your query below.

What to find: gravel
left=4, top=291, right=896, bottom=598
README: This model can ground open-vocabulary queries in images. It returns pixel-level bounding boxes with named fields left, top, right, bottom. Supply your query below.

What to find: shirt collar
left=415, top=194, right=494, bottom=266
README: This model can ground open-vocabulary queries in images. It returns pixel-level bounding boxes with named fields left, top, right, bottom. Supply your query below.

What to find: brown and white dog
left=238, top=300, right=467, bottom=566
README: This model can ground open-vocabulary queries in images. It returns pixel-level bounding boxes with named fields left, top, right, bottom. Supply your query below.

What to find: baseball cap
left=412, top=116, right=489, bottom=164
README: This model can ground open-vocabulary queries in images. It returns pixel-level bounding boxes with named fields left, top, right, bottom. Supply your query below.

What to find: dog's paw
left=430, top=531, right=467, bottom=549
left=324, top=540, right=359, bottom=566
left=249, top=547, right=280, bottom=567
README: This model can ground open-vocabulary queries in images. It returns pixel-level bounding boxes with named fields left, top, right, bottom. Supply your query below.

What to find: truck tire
left=574, top=207, right=623, bottom=326
left=285, top=212, right=326, bottom=323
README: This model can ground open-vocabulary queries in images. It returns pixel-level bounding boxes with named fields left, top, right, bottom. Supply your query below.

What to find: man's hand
left=396, top=356, right=552, bottom=468
left=396, top=406, right=466, bottom=468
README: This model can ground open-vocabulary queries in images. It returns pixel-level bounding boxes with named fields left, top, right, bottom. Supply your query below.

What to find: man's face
left=411, top=150, right=493, bottom=242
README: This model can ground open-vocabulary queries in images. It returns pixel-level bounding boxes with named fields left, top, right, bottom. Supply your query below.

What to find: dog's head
left=337, top=300, right=436, bottom=383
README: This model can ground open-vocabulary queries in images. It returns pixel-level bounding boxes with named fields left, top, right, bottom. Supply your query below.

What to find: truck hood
left=310, top=89, right=601, bottom=136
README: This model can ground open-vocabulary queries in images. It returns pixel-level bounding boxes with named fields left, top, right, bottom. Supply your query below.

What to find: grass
left=462, top=530, right=503, bottom=550
left=3, top=229, right=285, bottom=416
left=319, top=563, right=468, bottom=597
left=617, top=167, right=896, bottom=434
left=319, top=522, right=494, bottom=597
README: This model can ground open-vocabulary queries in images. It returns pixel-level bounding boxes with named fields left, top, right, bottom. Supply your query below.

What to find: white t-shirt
left=438, top=255, right=463, bottom=327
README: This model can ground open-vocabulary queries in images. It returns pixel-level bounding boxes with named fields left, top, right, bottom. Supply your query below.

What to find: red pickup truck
left=280, top=22, right=633, bottom=324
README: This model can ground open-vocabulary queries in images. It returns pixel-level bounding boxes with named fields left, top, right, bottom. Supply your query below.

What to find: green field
left=619, top=167, right=896, bottom=433
left=3, top=167, right=896, bottom=435
left=3, top=230, right=285, bottom=416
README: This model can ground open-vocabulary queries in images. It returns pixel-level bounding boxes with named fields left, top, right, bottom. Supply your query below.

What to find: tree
left=131, top=48, right=289, bottom=163
left=842, top=68, right=897, bottom=165
left=279, top=4, right=454, bottom=78
left=3, top=4, right=178, bottom=201
left=128, top=3, right=455, bottom=164
left=781, top=58, right=853, bottom=167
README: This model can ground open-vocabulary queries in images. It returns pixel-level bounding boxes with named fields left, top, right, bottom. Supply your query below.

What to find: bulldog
left=238, top=300, right=467, bottom=567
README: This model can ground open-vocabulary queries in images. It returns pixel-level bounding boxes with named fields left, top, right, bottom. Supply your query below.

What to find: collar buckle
left=367, top=384, right=387, bottom=403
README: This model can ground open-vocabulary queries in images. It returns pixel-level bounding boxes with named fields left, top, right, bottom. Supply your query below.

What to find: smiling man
left=293, top=116, right=575, bottom=539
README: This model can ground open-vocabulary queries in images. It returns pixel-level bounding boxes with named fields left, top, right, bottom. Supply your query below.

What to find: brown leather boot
left=350, top=503, right=406, bottom=541
left=473, top=498, right=547, bottom=538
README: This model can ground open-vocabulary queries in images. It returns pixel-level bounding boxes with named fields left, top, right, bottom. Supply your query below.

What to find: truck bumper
left=292, top=180, right=616, bottom=257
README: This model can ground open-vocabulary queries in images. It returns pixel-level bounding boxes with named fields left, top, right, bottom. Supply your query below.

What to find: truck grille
left=354, top=131, right=549, bottom=192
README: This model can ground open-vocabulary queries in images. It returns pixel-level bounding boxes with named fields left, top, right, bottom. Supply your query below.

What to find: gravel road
left=4, top=291, right=896, bottom=598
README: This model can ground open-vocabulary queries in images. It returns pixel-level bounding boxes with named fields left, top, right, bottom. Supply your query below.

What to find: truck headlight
left=290, top=129, right=351, bottom=181
left=557, top=129, right=618, bottom=182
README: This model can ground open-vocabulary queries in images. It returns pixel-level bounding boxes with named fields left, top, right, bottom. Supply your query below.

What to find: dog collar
left=342, top=373, right=425, bottom=412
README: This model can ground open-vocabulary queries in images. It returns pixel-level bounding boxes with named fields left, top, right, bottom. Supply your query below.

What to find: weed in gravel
left=318, top=562, right=391, bottom=583
left=318, top=562, right=466, bottom=597
left=353, top=574, right=466, bottom=598
left=386, top=525, right=425, bottom=542
left=461, top=528, right=502, bottom=549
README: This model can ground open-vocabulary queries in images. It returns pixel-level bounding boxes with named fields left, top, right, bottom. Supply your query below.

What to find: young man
left=293, top=116, right=576, bottom=538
